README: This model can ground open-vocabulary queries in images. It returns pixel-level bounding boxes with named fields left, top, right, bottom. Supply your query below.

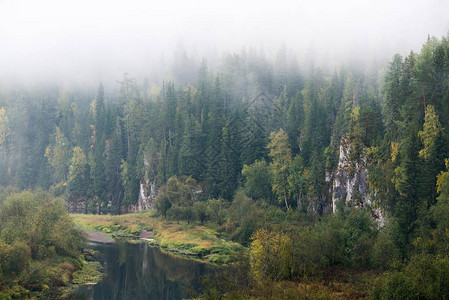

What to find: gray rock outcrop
left=124, top=180, right=156, bottom=213
left=332, top=136, right=371, bottom=212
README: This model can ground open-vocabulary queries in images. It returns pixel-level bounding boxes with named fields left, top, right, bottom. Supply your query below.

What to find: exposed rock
left=332, top=135, right=371, bottom=212
left=66, top=199, right=88, bottom=214
left=67, top=197, right=115, bottom=214
left=124, top=180, right=156, bottom=213
left=331, top=135, right=385, bottom=226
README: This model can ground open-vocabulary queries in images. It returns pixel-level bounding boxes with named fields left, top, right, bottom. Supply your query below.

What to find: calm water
left=68, top=241, right=215, bottom=300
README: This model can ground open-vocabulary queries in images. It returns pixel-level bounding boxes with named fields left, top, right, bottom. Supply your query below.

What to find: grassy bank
left=71, top=211, right=244, bottom=264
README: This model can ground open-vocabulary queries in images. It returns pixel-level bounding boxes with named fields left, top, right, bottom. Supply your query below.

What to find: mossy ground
left=56, top=261, right=103, bottom=299
left=0, top=258, right=103, bottom=299
left=71, top=211, right=244, bottom=264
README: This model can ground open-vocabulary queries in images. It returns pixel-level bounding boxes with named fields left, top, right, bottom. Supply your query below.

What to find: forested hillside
left=0, top=36, right=448, bottom=223
left=2, top=34, right=449, bottom=298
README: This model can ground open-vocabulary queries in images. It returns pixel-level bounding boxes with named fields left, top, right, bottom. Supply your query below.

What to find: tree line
left=0, top=36, right=448, bottom=252
left=1, top=35, right=449, bottom=298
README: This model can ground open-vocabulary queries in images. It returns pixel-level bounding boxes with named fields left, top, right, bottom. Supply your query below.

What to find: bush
left=241, top=160, right=274, bottom=204
left=292, top=228, right=323, bottom=277
left=207, top=198, right=228, bottom=226
left=317, top=215, right=347, bottom=266
left=0, top=191, right=86, bottom=259
left=373, top=254, right=449, bottom=299
left=372, top=228, right=400, bottom=270
left=227, top=192, right=267, bottom=245
left=193, top=201, right=208, bottom=224
left=291, top=207, right=377, bottom=275
left=351, top=233, right=374, bottom=268
left=0, top=241, right=31, bottom=276
left=250, top=229, right=293, bottom=283
left=155, top=176, right=200, bottom=223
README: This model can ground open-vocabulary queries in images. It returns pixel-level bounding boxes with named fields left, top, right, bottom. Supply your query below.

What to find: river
left=67, top=241, right=215, bottom=300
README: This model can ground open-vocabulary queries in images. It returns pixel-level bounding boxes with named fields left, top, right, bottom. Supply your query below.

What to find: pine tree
left=105, top=119, right=124, bottom=211
left=218, top=122, right=240, bottom=200
left=384, top=54, right=404, bottom=141
left=45, top=127, right=70, bottom=184
left=95, top=83, right=106, bottom=139
left=204, top=113, right=223, bottom=198
left=93, top=137, right=106, bottom=202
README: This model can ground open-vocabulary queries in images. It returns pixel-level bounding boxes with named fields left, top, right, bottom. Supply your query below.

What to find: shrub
left=0, top=241, right=31, bottom=276
left=373, top=254, right=449, bottom=299
left=0, top=191, right=86, bottom=259
left=372, top=228, right=400, bottom=270
left=193, top=201, right=208, bottom=224
left=291, top=228, right=323, bottom=277
left=250, top=229, right=293, bottom=284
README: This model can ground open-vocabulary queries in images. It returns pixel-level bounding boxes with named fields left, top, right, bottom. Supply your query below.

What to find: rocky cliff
left=124, top=153, right=157, bottom=213
left=124, top=180, right=156, bottom=213
left=331, top=136, right=384, bottom=225
left=331, top=136, right=371, bottom=212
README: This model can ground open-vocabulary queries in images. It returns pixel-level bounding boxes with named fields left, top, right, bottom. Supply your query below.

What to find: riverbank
left=71, top=211, right=245, bottom=264
left=85, top=230, right=115, bottom=243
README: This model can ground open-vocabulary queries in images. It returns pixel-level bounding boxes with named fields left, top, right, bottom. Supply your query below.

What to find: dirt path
left=85, top=230, right=115, bottom=243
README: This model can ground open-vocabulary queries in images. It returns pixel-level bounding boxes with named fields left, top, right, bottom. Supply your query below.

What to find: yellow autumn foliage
left=250, top=229, right=292, bottom=284
left=418, top=105, right=443, bottom=160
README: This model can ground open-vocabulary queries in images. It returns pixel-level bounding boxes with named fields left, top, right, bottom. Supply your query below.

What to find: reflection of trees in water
left=82, top=242, right=214, bottom=300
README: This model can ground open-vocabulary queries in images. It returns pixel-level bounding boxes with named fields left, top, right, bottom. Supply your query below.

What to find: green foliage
left=372, top=228, right=400, bottom=270
left=0, top=107, right=10, bottom=155
left=290, top=208, right=377, bottom=277
left=1, top=35, right=449, bottom=298
left=0, top=191, right=86, bottom=297
left=242, top=159, right=273, bottom=203
left=45, top=127, right=70, bottom=184
left=120, top=158, right=139, bottom=206
left=436, top=159, right=449, bottom=202
left=206, top=198, right=228, bottom=226
left=373, top=254, right=449, bottom=299
left=0, top=191, right=86, bottom=259
left=419, top=105, right=443, bottom=160
left=287, top=155, right=306, bottom=209
left=0, top=241, right=31, bottom=276
left=250, top=229, right=293, bottom=283
left=68, top=146, right=89, bottom=197
left=267, top=129, right=292, bottom=210
left=155, top=176, right=200, bottom=224
left=226, top=191, right=267, bottom=245
left=193, top=201, right=208, bottom=224
left=427, top=198, right=449, bottom=255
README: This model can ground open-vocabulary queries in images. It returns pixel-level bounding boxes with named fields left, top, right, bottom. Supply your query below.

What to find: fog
left=1, top=0, right=448, bottom=87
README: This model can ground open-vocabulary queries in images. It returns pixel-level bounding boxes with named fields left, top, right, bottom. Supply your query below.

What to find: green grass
left=71, top=212, right=244, bottom=264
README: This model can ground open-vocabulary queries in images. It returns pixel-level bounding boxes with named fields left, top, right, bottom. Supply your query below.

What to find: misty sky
left=1, top=0, right=448, bottom=85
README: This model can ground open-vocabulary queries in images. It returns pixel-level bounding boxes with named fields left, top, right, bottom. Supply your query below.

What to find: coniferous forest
left=2, top=35, right=449, bottom=298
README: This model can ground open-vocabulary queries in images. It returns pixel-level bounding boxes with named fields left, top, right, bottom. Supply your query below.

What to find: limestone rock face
left=123, top=152, right=157, bottom=213
left=332, top=136, right=371, bottom=212
left=331, top=136, right=385, bottom=226
left=124, top=180, right=156, bottom=213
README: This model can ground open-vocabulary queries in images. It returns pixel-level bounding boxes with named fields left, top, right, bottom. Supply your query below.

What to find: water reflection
left=68, top=241, right=214, bottom=300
